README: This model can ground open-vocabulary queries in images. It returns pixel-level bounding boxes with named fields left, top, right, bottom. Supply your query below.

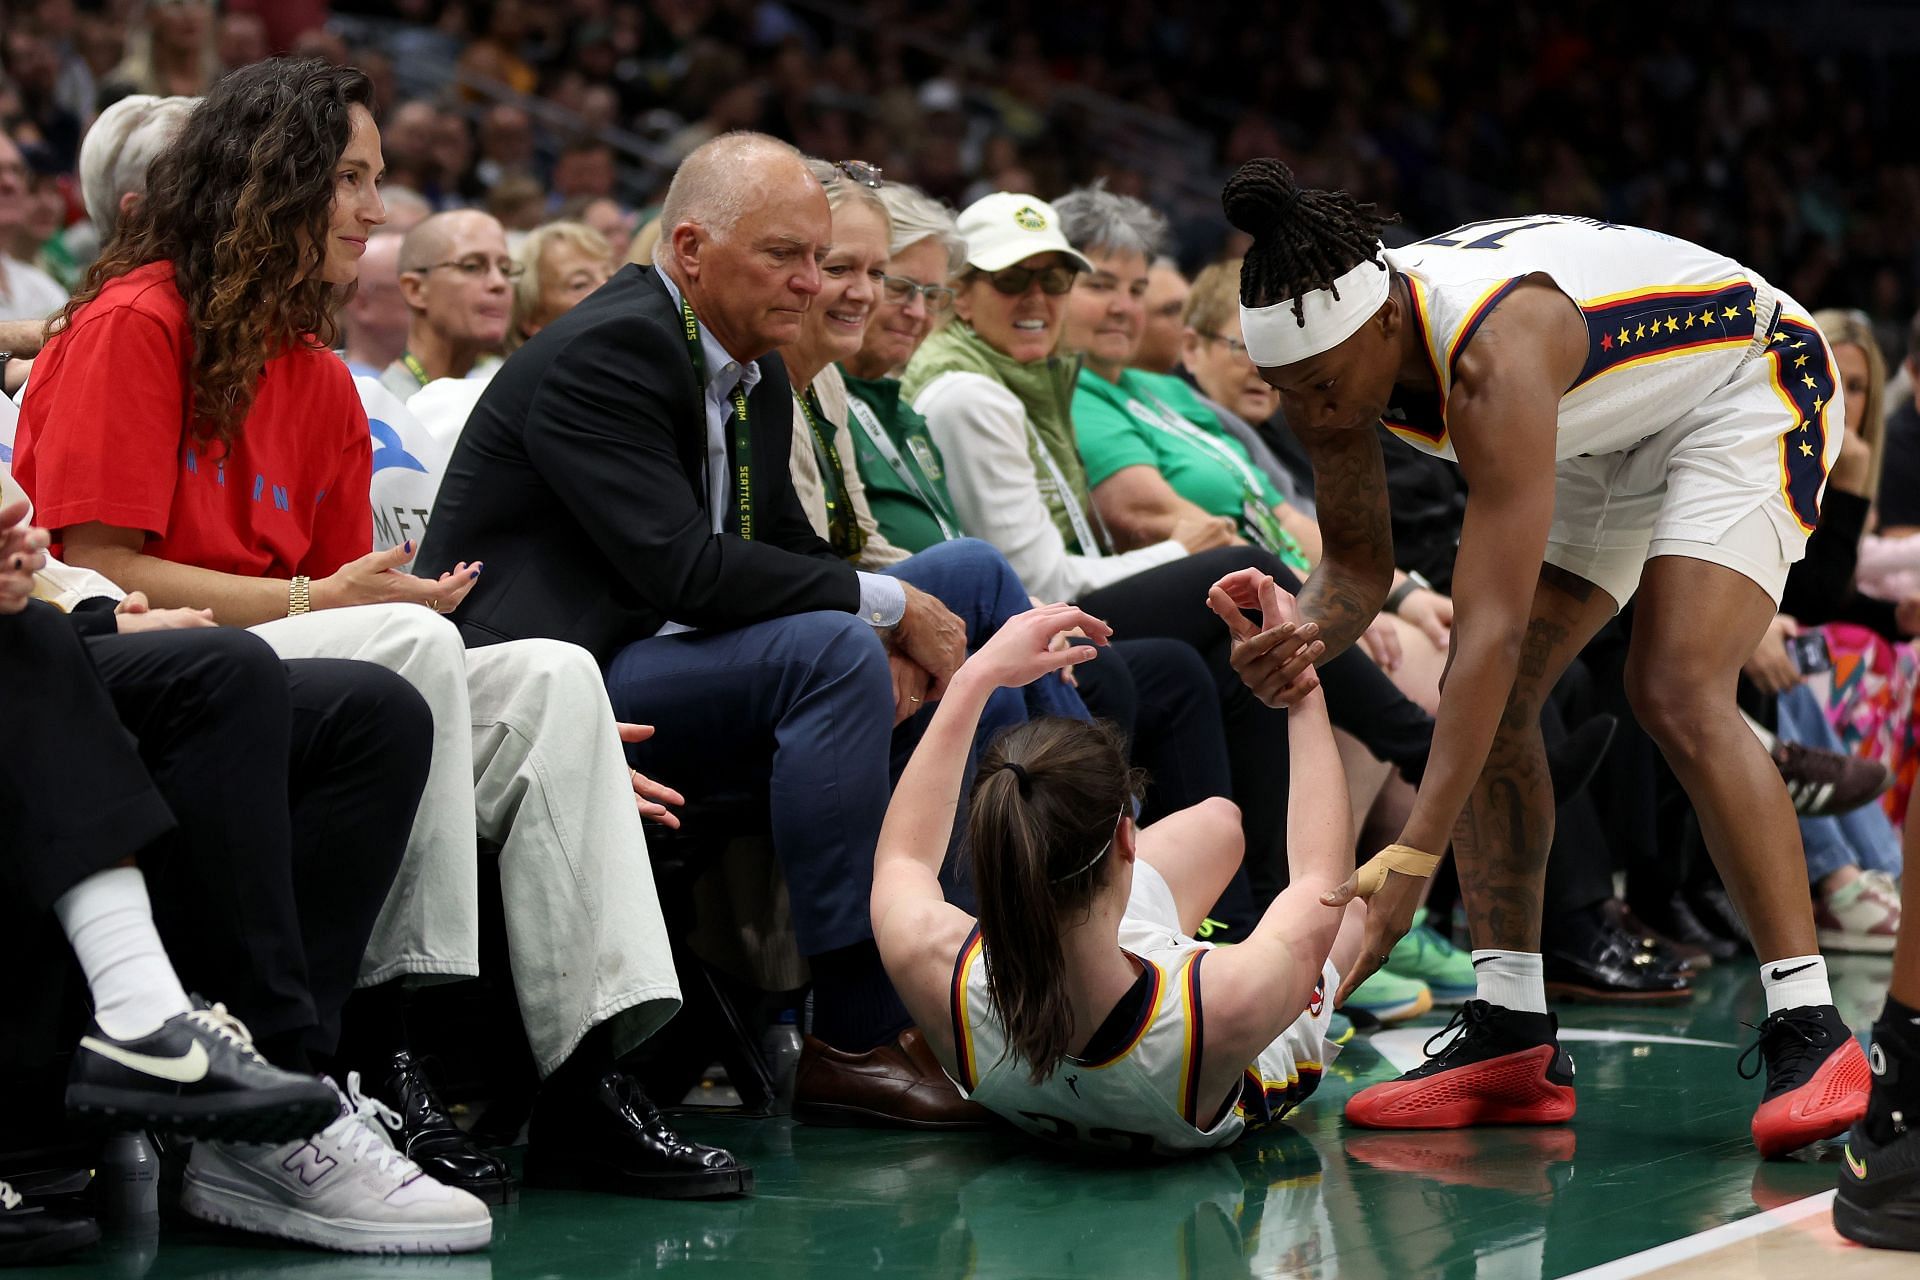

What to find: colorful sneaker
left=1816, top=874, right=1901, bottom=955
left=1740, top=1004, right=1870, bottom=1159
left=1340, top=969, right=1432, bottom=1027
left=1836, top=1117, right=1920, bottom=1250
left=181, top=1074, right=492, bottom=1254
left=1346, top=1001, right=1576, bottom=1130
left=1384, top=909, right=1475, bottom=1004
left=67, top=1000, right=340, bottom=1144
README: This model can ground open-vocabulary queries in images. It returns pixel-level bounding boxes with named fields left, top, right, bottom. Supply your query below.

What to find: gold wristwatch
left=288, top=575, right=312, bottom=616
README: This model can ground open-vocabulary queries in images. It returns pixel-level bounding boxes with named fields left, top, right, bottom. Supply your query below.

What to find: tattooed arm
left=1292, top=421, right=1397, bottom=656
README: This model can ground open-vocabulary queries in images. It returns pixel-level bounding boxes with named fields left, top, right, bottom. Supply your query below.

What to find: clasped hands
left=1204, top=566, right=1437, bottom=1004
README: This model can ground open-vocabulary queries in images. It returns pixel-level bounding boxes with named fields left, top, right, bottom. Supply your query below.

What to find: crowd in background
left=5, top=0, right=1920, bottom=1267
left=3, top=2, right=1920, bottom=355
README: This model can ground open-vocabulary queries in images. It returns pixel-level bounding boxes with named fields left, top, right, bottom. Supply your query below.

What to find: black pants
left=1080, top=547, right=1435, bottom=903
left=0, top=601, right=431, bottom=1062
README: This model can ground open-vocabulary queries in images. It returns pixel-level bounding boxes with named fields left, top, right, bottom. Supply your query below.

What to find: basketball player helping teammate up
left=870, top=156, right=1920, bottom=1249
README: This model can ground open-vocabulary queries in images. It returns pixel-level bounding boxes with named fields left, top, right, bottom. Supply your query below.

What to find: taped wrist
left=1352, top=843, right=1442, bottom=899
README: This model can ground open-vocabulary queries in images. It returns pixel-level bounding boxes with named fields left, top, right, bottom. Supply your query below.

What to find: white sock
left=1471, top=949, right=1547, bottom=1014
left=52, top=866, right=191, bottom=1041
left=1761, top=954, right=1832, bottom=1015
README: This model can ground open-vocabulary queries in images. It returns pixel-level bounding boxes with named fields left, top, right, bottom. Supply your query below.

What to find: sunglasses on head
left=978, top=264, right=1080, bottom=297
left=833, top=159, right=883, bottom=188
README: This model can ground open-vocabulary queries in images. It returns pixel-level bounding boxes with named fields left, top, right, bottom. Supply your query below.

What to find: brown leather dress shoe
left=793, top=1028, right=992, bottom=1130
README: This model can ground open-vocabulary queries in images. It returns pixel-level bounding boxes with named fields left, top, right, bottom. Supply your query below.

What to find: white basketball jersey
left=947, top=881, right=1336, bottom=1156
left=1379, top=216, right=1790, bottom=462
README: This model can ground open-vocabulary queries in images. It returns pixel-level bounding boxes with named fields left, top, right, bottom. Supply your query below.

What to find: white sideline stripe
left=1557, top=1190, right=1836, bottom=1279
left=1369, top=1028, right=1737, bottom=1074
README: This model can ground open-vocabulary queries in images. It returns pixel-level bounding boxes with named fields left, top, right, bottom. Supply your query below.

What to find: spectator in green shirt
left=838, top=181, right=968, bottom=556
left=1053, top=186, right=1319, bottom=581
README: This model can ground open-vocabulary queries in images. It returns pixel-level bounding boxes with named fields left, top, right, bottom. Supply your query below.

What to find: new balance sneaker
left=1836, top=1118, right=1920, bottom=1250
left=66, top=1000, right=339, bottom=1143
left=1345, top=1001, right=1576, bottom=1129
left=181, top=1074, right=492, bottom=1254
left=1815, top=872, right=1901, bottom=954
left=1340, top=969, right=1432, bottom=1027
left=1740, top=1004, right=1870, bottom=1159
left=0, top=1178, right=98, bottom=1266
left=1383, top=909, right=1475, bottom=1004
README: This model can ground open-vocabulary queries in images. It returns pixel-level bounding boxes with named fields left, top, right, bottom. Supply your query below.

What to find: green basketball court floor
left=56, top=957, right=1910, bottom=1279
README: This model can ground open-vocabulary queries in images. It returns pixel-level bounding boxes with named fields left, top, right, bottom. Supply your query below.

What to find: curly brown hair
left=55, top=58, right=374, bottom=448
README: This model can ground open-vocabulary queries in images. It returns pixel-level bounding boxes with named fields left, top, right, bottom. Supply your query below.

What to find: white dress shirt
left=656, top=268, right=904, bottom=633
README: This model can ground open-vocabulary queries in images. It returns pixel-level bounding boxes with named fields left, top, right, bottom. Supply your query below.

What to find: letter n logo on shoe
left=281, top=1143, right=339, bottom=1186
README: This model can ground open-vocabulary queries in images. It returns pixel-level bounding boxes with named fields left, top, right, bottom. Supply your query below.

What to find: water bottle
left=761, top=1008, right=804, bottom=1107
left=96, top=1132, right=158, bottom=1231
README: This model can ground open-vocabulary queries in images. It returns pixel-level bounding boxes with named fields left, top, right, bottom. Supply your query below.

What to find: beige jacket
left=787, top=363, right=911, bottom=570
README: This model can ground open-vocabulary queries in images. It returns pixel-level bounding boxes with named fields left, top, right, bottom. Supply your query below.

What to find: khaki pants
left=251, top=604, right=681, bottom=1076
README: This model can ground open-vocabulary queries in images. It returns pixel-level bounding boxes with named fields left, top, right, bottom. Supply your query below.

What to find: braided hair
left=1222, top=158, right=1398, bottom=327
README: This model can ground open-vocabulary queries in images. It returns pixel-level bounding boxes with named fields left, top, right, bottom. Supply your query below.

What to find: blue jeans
left=605, top=609, right=893, bottom=955
left=1776, top=683, right=1901, bottom=882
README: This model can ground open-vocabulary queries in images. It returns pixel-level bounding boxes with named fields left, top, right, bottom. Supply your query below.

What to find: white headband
left=1239, top=249, right=1391, bottom=368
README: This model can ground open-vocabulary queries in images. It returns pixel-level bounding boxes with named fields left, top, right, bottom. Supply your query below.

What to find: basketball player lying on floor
left=869, top=589, right=1365, bottom=1155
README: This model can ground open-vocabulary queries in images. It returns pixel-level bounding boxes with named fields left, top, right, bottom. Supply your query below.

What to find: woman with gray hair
left=507, top=220, right=617, bottom=350
left=79, top=93, right=196, bottom=243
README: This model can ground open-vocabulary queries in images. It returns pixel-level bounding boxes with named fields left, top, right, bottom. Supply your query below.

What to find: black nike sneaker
left=1738, top=1004, right=1869, bottom=1158
left=1345, top=1001, right=1576, bottom=1128
left=0, top=1177, right=98, bottom=1266
left=1836, top=1117, right=1920, bottom=1250
left=66, top=1000, right=339, bottom=1143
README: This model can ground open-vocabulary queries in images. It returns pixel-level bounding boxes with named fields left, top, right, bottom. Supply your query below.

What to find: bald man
left=379, top=209, right=512, bottom=402
left=417, top=132, right=987, bottom=1143
left=341, top=232, right=408, bottom=377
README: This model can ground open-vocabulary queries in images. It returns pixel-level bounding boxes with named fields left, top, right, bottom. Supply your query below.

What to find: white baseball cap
left=955, top=192, right=1095, bottom=274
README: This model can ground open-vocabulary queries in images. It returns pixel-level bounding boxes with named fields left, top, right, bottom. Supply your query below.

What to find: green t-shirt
left=840, top=368, right=964, bottom=555
left=1074, top=367, right=1306, bottom=568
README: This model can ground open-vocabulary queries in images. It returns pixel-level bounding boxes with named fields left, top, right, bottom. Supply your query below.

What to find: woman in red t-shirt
left=16, top=57, right=741, bottom=1242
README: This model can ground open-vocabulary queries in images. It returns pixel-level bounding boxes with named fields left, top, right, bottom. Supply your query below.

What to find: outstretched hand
left=961, top=602, right=1111, bottom=692
left=1320, top=858, right=1425, bottom=1006
left=1206, top=568, right=1323, bottom=707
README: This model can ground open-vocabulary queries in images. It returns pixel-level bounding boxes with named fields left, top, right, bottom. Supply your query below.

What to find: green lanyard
left=795, top=388, right=867, bottom=561
left=1131, top=390, right=1305, bottom=567
left=679, top=296, right=755, bottom=541
left=400, top=352, right=432, bottom=388
left=845, top=395, right=962, bottom=540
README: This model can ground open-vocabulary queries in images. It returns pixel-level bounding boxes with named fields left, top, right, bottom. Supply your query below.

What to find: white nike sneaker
left=181, top=1075, right=492, bottom=1254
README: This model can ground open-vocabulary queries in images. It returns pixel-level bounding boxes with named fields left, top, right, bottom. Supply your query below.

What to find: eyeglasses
left=834, top=159, right=883, bottom=189
left=1198, top=330, right=1250, bottom=357
left=880, top=274, right=955, bottom=314
left=411, top=256, right=524, bottom=281
left=977, top=264, right=1079, bottom=297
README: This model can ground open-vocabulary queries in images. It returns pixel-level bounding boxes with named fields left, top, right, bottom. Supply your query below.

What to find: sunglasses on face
left=978, top=264, right=1079, bottom=297
left=880, top=274, right=955, bottom=314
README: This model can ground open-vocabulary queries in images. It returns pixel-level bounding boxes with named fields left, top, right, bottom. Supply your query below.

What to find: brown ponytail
left=968, top=716, right=1142, bottom=1082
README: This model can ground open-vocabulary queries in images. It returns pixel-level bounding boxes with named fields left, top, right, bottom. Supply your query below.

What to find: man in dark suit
left=418, top=133, right=981, bottom=1138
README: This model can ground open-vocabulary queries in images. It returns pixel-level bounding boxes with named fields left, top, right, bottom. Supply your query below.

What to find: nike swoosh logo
left=1769, top=961, right=1818, bottom=981
left=1471, top=957, right=1498, bottom=967
left=79, top=1036, right=210, bottom=1084
left=1845, top=1143, right=1867, bottom=1180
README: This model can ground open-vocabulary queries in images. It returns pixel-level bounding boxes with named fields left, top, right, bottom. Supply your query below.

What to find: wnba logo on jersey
left=1309, top=980, right=1326, bottom=1016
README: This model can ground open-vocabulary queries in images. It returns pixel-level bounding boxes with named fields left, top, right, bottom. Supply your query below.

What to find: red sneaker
left=1345, top=1002, right=1576, bottom=1130
left=1742, top=1004, right=1869, bottom=1159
